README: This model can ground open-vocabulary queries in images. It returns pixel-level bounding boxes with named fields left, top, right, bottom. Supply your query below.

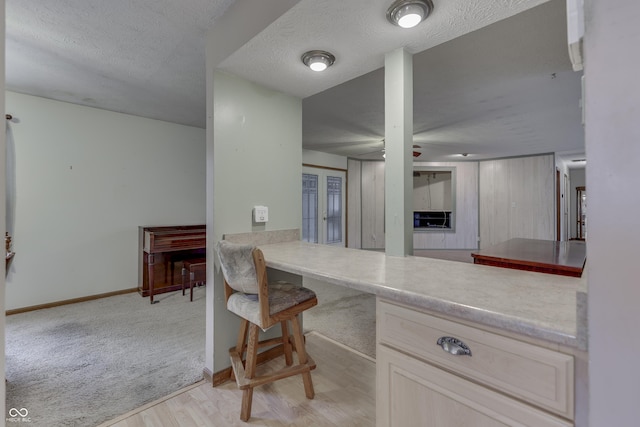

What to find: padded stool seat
left=227, top=281, right=316, bottom=325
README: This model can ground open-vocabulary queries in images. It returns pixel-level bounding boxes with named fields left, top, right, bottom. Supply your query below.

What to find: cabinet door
left=377, top=346, right=572, bottom=427
left=361, top=161, right=385, bottom=249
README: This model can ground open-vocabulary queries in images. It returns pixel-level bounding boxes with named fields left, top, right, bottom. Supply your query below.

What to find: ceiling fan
left=357, top=139, right=422, bottom=158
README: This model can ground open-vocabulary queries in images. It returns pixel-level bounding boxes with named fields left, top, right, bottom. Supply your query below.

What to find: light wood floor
left=100, top=332, right=376, bottom=427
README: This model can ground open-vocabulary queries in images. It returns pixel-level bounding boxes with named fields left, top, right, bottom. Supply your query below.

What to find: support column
left=384, top=48, right=413, bottom=257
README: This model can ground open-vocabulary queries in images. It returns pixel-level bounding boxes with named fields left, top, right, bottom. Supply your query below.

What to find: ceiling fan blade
left=304, top=139, right=384, bottom=150
left=357, top=148, right=385, bottom=156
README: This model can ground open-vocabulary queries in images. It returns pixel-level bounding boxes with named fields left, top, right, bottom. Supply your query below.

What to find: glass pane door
left=302, top=167, right=346, bottom=246
left=302, top=173, right=319, bottom=243
left=325, top=175, right=343, bottom=244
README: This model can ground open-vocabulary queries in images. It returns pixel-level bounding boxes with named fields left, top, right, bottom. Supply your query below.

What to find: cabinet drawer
left=377, top=346, right=572, bottom=427
left=377, top=300, right=574, bottom=419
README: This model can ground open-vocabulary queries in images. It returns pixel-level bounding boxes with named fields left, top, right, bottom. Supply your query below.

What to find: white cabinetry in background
left=347, top=159, right=479, bottom=250
left=360, top=161, right=386, bottom=249
left=479, top=154, right=555, bottom=248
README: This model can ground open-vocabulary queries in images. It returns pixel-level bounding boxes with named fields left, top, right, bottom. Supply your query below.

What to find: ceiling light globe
left=396, top=6, right=424, bottom=28
left=309, top=57, right=329, bottom=72
left=301, top=50, right=335, bottom=72
left=386, top=0, right=434, bottom=28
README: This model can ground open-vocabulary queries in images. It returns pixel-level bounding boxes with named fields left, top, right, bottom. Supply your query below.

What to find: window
left=413, top=167, right=455, bottom=231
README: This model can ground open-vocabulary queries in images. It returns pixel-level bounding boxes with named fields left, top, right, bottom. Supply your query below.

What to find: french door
left=302, top=166, right=346, bottom=246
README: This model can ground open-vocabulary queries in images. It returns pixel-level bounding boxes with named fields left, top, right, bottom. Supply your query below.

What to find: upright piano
left=138, top=225, right=206, bottom=303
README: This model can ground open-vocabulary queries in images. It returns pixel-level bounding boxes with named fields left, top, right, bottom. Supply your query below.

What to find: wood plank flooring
left=100, top=333, right=375, bottom=427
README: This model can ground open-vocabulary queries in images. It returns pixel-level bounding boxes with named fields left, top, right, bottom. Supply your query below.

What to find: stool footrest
left=231, top=335, right=296, bottom=356
left=230, top=347, right=316, bottom=390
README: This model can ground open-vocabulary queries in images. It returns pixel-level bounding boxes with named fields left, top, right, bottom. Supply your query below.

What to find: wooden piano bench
left=181, top=258, right=206, bottom=302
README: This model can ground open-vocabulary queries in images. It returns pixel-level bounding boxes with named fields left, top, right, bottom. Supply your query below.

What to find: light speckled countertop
left=259, top=241, right=587, bottom=350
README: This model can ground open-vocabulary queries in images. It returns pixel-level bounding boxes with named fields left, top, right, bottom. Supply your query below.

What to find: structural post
left=384, top=48, right=413, bottom=257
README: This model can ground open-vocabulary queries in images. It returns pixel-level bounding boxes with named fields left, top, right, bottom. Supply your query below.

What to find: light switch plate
left=253, top=206, right=268, bottom=223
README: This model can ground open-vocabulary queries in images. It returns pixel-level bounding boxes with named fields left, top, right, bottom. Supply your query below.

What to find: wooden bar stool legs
left=281, top=320, right=293, bottom=366
left=240, top=323, right=259, bottom=422
left=291, top=315, right=314, bottom=400
left=231, top=314, right=315, bottom=422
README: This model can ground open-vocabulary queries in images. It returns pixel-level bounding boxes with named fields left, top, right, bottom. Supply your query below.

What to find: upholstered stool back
left=217, top=242, right=259, bottom=294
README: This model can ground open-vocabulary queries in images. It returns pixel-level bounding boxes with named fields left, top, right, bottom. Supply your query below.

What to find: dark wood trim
left=473, top=257, right=583, bottom=277
left=203, top=367, right=214, bottom=384
left=137, top=283, right=188, bottom=298
left=210, top=367, right=231, bottom=387
left=302, top=163, right=347, bottom=173
left=6, top=287, right=138, bottom=316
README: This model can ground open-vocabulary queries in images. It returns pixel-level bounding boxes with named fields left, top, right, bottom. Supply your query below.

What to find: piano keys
left=138, top=225, right=206, bottom=303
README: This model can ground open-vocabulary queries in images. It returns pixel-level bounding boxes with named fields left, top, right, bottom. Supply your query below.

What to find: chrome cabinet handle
left=437, top=336, right=472, bottom=356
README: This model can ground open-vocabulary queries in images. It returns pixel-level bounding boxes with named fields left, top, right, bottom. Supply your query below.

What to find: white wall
left=209, top=71, right=302, bottom=372
left=585, top=1, right=640, bottom=425
left=4, top=92, right=206, bottom=310
left=204, top=0, right=303, bottom=378
left=302, top=149, right=347, bottom=170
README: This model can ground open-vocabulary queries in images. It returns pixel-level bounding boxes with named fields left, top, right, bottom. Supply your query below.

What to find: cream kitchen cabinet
left=376, top=299, right=575, bottom=427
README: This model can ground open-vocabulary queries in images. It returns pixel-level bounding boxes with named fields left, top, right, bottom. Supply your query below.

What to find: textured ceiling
left=5, top=0, right=585, bottom=163
left=6, top=0, right=236, bottom=128
left=302, top=0, right=585, bottom=162
left=219, top=0, right=550, bottom=99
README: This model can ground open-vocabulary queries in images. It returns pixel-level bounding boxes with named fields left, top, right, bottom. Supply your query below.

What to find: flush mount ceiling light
left=301, top=50, right=336, bottom=72
left=386, top=0, right=434, bottom=28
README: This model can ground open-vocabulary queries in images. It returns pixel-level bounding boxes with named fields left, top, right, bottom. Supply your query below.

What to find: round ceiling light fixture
left=386, top=0, right=434, bottom=29
left=301, top=50, right=336, bottom=72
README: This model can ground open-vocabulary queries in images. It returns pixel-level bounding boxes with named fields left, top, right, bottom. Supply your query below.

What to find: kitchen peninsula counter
left=258, top=241, right=587, bottom=350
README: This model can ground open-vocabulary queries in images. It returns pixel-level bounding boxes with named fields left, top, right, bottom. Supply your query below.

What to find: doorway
left=564, top=173, right=570, bottom=241
left=302, top=166, right=346, bottom=246
left=576, top=186, right=586, bottom=240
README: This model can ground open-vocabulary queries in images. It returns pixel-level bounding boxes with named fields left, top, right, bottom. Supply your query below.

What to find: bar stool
left=216, top=240, right=318, bottom=421
left=181, top=258, right=206, bottom=301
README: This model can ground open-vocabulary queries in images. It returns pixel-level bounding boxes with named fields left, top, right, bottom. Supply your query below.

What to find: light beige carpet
left=5, top=289, right=206, bottom=426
